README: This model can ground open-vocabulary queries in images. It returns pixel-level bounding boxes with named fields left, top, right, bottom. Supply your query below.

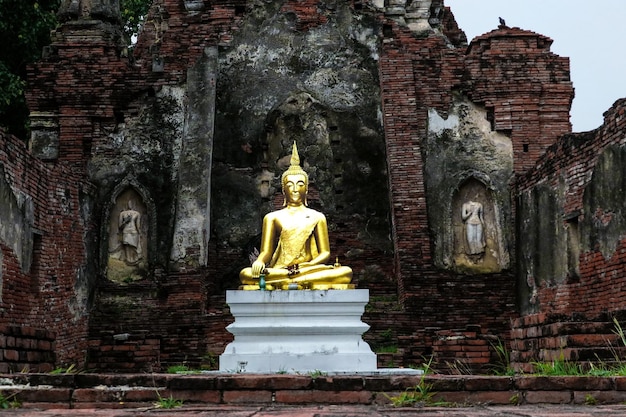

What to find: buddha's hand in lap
left=251, top=261, right=266, bottom=278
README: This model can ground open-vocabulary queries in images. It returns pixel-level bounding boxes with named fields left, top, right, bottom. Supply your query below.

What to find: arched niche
left=263, top=91, right=335, bottom=202
left=451, top=177, right=503, bottom=273
left=101, top=179, right=157, bottom=284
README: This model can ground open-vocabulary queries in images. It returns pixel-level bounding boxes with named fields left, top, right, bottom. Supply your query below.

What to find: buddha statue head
left=281, top=142, right=308, bottom=206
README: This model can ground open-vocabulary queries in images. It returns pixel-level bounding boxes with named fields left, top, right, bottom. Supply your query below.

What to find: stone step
left=4, top=373, right=626, bottom=409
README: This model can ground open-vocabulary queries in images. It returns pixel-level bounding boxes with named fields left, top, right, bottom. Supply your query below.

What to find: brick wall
left=0, top=325, right=55, bottom=373
left=377, top=14, right=573, bottom=367
left=433, top=327, right=496, bottom=374
left=0, top=130, right=90, bottom=368
left=464, top=27, right=573, bottom=172
left=513, top=99, right=626, bottom=369
left=85, top=271, right=233, bottom=372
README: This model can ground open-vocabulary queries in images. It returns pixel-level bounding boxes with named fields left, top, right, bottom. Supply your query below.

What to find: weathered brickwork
left=512, top=100, right=626, bottom=369
left=0, top=325, right=55, bottom=373
left=19, top=1, right=249, bottom=371
left=0, top=131, right=89, bottom=367
left=511, top=313, right=626, bottom=373
left=378, top=14, right=572, bottom=366
left=0, top=0, right=622, bottom=373
left=85, top=272, right=234, bottom=371
left=464, top=28, right=573, bottom=172
left=432, top=327, right=497, bottom=374
left=3, top=373, right=626, bottom=408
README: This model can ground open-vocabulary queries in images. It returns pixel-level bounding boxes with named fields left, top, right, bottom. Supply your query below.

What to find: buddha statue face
left=283, top=173, right=307, bottom=206
left=280, top=142, right=309, bottom=206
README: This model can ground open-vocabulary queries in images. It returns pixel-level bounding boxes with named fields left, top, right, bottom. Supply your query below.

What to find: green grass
left=166, top=365, right=202, bottom=374
left=166, top=365, right=190, bottom=373
left=201, top=352, right=218, bottom=370
left=384, top=356, right=450, bottom=407
left=613, top=317, right=626, bottom=346
left=532, top=352, right=584, bottom=376
left=385, top=382, right=437, bottom=407
left=530, top=318, right=626, bottom=377
left=489, top=338, right=516, bottom=376
left=375, top=345, right=398, bottom=354
left=154, top=394, right=183, bottom=409
left=49, top=364, right=78, bottom=374
left=308, top=370, right=327, bottom=378
left=0, top=393, right=20, bottom=409
left=584, top=394, right=597, bottom=405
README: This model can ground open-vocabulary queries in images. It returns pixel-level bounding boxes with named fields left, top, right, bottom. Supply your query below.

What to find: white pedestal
left=219, top=289, right=377, bottom=373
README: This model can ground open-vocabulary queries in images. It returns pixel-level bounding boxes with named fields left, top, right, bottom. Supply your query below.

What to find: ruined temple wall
left=0, top=131, right=90, bottom=370
left=378, top=9, right=574, bottom=367
left=512, top=99, right=626, bottom=369
left=380, top=23, right=574, bottom=275
left=516, top=99, right=626, bottom=316
left=67, top=0, right=394, bottom=370
left=21, top=18, right=166, bottom=371
left=464, top=28, right=574, bottom=173
left=21, top=0, right=250, bottom=371
left=83, top=0, right=455, bottom=370
left=377, top=18, right=514, bottom=369
left=13, top=0, right=588, bottom=372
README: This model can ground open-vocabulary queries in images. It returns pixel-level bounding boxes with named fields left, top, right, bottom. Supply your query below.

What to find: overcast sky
left=445, top=0, right=626, bottom=132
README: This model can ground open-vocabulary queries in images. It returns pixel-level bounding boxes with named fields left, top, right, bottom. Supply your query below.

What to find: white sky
left=445, top=0, right=626, bottom=132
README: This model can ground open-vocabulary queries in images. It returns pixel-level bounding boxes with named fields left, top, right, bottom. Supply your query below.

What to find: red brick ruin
left=0, top=0, right=624, bottom=373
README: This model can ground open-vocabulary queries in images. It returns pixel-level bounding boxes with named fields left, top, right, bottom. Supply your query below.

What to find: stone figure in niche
left=452, top=179, right=507, bottom=273
left=461, top=200, right=486, bottom=255
left=118, top=200, right=142, bottom=265
left=107, top=190, right=147, bottom=284
left=239, top=142, right=353, bottom=290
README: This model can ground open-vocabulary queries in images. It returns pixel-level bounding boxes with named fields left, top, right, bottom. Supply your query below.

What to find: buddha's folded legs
left=240, top=264, right=352, bottom=286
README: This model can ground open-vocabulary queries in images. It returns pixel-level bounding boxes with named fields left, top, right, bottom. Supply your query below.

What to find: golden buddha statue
left=239, top=143, right=353, bottom=290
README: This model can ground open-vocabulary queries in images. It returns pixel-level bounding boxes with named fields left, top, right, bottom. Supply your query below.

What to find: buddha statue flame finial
left=281, top=142, right=308, bottom=185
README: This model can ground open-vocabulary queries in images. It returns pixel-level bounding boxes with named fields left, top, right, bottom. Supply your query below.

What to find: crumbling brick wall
left=513, top=99, right=626, bottom=370
left=0, top=130, right=90, bottom=368
left=378, top=13, right=573, bottom=366
left=19, top=0, right=247, bottom=371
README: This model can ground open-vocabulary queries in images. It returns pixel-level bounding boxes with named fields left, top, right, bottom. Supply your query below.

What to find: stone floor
left=5, top=404, right=626, bottom=416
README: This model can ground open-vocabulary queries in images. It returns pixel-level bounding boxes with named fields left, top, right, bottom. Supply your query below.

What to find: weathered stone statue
left=239, top=143, right=353, bottom=290
left=462, top=200, right=485, bottom=255
left=118, top=200, right=142, bottom=265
